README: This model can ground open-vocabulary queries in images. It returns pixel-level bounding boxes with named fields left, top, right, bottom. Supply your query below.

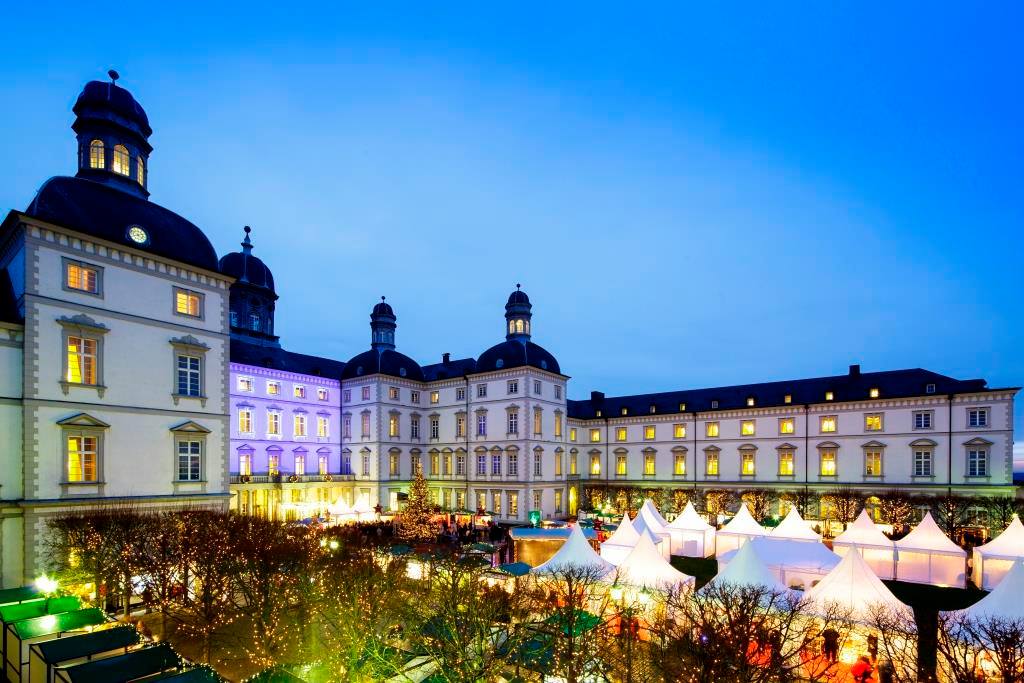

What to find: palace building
left=0, top=76, right=1017, bottom=587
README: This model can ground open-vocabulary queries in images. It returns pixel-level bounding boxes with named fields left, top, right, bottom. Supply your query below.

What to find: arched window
left=88, top=140, right=105, bottom=169
left=112, top=145, right=130, bottom=175
left=515, top=319, right=524, bottom=334
left=136, top=156, right=145, bottom=185
left=249, top=313, right=261, bottom=331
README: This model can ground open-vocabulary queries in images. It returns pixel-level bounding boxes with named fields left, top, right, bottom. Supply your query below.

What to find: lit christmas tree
left=397, top=468, right=436, bottom=542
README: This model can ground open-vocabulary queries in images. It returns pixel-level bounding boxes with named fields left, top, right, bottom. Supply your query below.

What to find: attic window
left=620, top=408, right=628, bottom=416
left=649, top=405, right=656, bottom=414
left=540, top=360, right=548, bottom=370
left=710, top=400, right=719, bottom=409
left=926, top=383, right=936, bottom=394
left=869, top=387, right=879, bottom=398
left=495, top=359, right=504, bottom=369
left=746, top=397, right=755, bottom=407
left=784, top=394, right=792, bottom=404
left=678, top=402, right=686, bottom=412
left=595, top=410, right=602, bottom=417
left=825, top=391, right=834, bottom=401
left=399, top=367, right=407, bottom=377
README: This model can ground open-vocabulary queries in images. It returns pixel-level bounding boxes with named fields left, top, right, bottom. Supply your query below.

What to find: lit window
left=177, top=440, right=202, bottom=481
left=136, top=156, right=145, bottom=185
left=66, top=261, right=99, bottom=294
left=112, top=145, right=130, bottom=175
left=746, top=397, right=755, bottom=407
left=616, top=454, right=627, bottom=476
left=644, top=452, right=656, bottom=476
left=554, top=416, right=562, bottom=438
left=570, top=428, right=577, bottom=442
left=778, top=449, right=794, bottom=476
left=67, top=435, right=98, bottom=482
left=678, top=402, right=687, bottom=411
left=590, top=428, right=601, bottom=443
left=389, top=415, right=400, bottom=438
left=267, top=411, right=281, bottom=436
left=644, top=425, right=656, bottom=440
left=824, top=391, right=834, bottom=401
left=66, top=336, right=98, bottom=385
left=456, top=415, right=466, bottom=438
left=967, top=449, right=988, bottom=477
left=362, top=386, right=371, bottom=401
left=317, top=416, right=329, bottom=438
left=268, top=453, right=280, bottom=476
left=779, top=418, right=795, bottom=435
left=239, top=453, right=251, bottom=476
left=570, top=451, right=578, bottom=475
left=865, top=450, right=882, bottom=476
left=176, top=354, right=202, bottom=397
left=705, top=451, right=719, bottom=476
left=88, top=139, right=104, bottom=169
left=590, top=454, right=601, bottom=475
left=389, top=386, right=400, bottom=400
left=621, top=408, right=628, bottom=416
left=430, top=391, right=439, bottom=404
left=294, top=414, right=307, bottom=437
left=864, top=413, right=883, bottom=431
left=705, top=422, right=719, bottom=438
left=318, top=454, right=328, bottom=476
left=820, top=416, right=837, bottom=433
left=295, top=385, right=307, bottom=399
left=741, top=450, right=755, bottom=476
left=533, top=409, right=542, bottom=435
left=317, top=387, right=328, bottom=401
left=389, top=453, right=399, bottom=477
left=869, top=387, right=880, bottom=399
left=554, top=451, right=562, bottom=475
left=237, top=376, right=253, bottom=392
left=820, top=449, right=837, bottom=476
left=238, top=409, right=253, bottom=434
left=267, top=381, right=280, bottom=396
left=740, top=420, right=755, bottom=436
left=174, top=289, right=202, bottom=317
left=616, top=427, right=627, bottom=442
left=673, top=423, right=686, bottom=439
left=784, top=394, right=792, bottom=404
left=673, top=453, right=686, bottom=475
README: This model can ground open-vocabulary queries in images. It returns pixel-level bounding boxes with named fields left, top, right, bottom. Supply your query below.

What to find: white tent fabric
left=718, top=537, right=839, bottom=590
left=533, top=524, right=615, bottom=577
left=715, top=503, right=768, bottom=557
left=600, top=514, right=643, bottom=566
left=614, top=532, right=696, bottom=592
left=804, top=547, right=909, bottom=622
left=832, top=510, right=897, bottom=580
left=957, top=559, right=1024, bottom=622
left=706, top=538, right=788, bottom=593
left=632, top=508, right=672, bottom=561
left=895, top=512, right=967, bottom=587
left=971, top=515, right=1024, bottom=589
left=770, top=507, right=821, bottom=542
left=638, top=499, right=671, bottom=529
left=667, top=502, right=716, bottom=558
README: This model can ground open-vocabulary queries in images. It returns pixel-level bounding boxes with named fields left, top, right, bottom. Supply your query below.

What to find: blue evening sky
left=2, top=4, right=1022, bottom=464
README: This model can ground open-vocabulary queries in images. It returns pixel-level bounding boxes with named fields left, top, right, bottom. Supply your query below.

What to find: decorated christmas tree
left=397, top=468, right=436, bottom=542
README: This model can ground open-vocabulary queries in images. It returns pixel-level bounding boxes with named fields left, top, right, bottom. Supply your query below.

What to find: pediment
left=170, top=420, right=211, bottom=434
left=963, top=437, right=994, bottom=446
left=57, top=412, right=110, bottom=428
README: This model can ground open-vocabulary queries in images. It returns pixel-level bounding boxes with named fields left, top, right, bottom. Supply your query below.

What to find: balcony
left=230, top=473, right=354, bottom=485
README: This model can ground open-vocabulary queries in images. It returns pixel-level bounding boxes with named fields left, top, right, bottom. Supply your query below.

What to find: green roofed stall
left=29, top=626, right=140, bottom=683
left=53, top=642, right=180, bottom=683
left=143, top=664, right=224, bottom=682
left=0, top=588, right=42, bottom=608
left=497, top=562, right=532, bottom=577
left=246, top=663, right=332, bottom=683
left=0, top=597, right=81, bottom=627
left=5, top=609, right=106, bottom=682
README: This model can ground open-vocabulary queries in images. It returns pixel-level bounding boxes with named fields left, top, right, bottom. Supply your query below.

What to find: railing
left=230, top=473, right=355, bottom=484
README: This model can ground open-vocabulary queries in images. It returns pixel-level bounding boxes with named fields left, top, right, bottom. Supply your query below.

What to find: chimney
left=590, top=390, right=605, bottom=404
left=442, top=352, right=450, bottom=364
left=849, top=364, right=861, bottom=376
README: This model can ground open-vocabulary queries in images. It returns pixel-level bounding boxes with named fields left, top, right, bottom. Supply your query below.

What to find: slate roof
left=230, top=339, right=346, bottom=379
left=339, top=348, right=424, bottom=382
left=421, top=356, right=478, bottom=381
left=567, top=366, right=1002, bottom=420
left=24, top=176, right=219, bottom=273
left=476, top=339, right=562, bottom=375
left=219, top=251, right=274, bottom=292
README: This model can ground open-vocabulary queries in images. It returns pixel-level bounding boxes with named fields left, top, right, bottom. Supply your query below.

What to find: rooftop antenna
left=107, top=69, right=120, bottom=84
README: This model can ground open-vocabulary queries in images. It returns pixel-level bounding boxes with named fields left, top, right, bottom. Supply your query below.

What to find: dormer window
left=869, top=387, right=880, bottom=398
left=825, top=391, right=834, bottom=401
left=620, top=407, right=628, bottom=416
left=678, top=402, right=686, bottom=411
left=112, top=144, right=130, bottom=176
left=926, top=383, right=936, bottom=394
left=746, top=396, right=755, bottom=407
left=710, top=400, right=719, bottom=409
left=88, top=139, right=105, bottom=169
left=649, top=404, right=656, bottom=414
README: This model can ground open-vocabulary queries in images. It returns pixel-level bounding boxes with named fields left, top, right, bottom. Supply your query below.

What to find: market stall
left=600, top=514, right=643, bottom=566
left=769, top=507, right=821, bottom=543
left=971, top=514, right=1024, bottom=590
left=717, top=537, right=839, bottom=590
left=631, top=501, right=673, bottom=560
left=532, top=525, right=615, bottom=578
left=831, top=509, right=896, bottom=580
left=666, top=502, right=716, bottom=558
left=53, top=643, right=181, bottom=683
left=705, top=540, right=788, bottom=593
left=510, top=526, right=599, bottom=568
left=894, top=512, right=967, bottom=587
left=613, top=533, right=695, bottom=593
left=715, top=503, right=768, bottom=557
left=29, top=625, right=140, bottom=683
left=5, top=608, right=106, bottom=683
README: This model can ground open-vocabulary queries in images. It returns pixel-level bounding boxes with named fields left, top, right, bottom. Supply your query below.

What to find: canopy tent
left=957, top=559, right=1024, bottom=623
left=532, top=524, right=615, bottom=578
left=705, top=539, right=788, bottom=593
left=803, top=548, right=909, bottom=623
left=666, top=502, right=716, bottom=558
left=511, top=526, right=599, bottom=569
left=971, top=514, right=1024, bottom=590
left=717, top=537, right=839, bottom=591
left=600, top=514, right=642, bottom=565
left=5, top=608, right=106, bottom=683
left=53, top=643, right=180, bottom=683
left=894, top=512, right=966, bottom=587
left=770, top=507, right=821, bottom=543
left=631, top=502, right=672, bottom=560
left=715, top=503, right=768, bottom=557
left=613, top=533, right=695, bottom=592
left=29, top=626, right=140, bottom=683
left=831, top=509, right=896, bottom=580
left=0, top=588, right=40, bottom=609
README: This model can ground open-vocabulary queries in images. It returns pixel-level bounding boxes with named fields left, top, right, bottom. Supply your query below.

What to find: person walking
left=850, top=655, right=874, bottom=682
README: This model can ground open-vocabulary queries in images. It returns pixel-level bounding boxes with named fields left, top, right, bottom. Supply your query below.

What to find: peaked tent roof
left=616, top=533, right=695, bottom=591
left=804, top=547, right=908, bottom=621
left=895, top=512, right=966, bottom=556
left=719, top=503, right=767, bottom=536
left=958, top=560, right=1024, bottom=622
left=638, top=499, right=670, bottom=529
left=706, top=540, right=787, bottom=592
left=719, top=537, right=839, bottom=574
left=832, top=510, right=895, bottom=549
left=533, top=524, right=615, bottom=577
left=973, top=515, right=1024, bottom=558
left=770, top=507, right=821, bottom=541
left=667, top=501, right=714, bottom=532
left=603, top=514, right=641, bottom=547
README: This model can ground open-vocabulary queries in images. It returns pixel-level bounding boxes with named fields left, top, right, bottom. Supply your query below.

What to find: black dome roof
left=340, top=349, right=425, bottom=382
left=73, top=80, right=152, bottom=139
left=219, top=251, right=275, bottom=292
left=476, top=340, right=560, bottom=375
left=26, top=176, right=218, bottom=272
left=507, top=289, right=530, bottom=306
left=372, top=300, right=394, bottom=316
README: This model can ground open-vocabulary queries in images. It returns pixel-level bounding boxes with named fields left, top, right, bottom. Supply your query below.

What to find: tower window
left=136, top=156, right=145, bottom=185
left=250, top=314, right=261, bottom=331
left=112, top=145, right=130, bottom=176
left=88, top=139, right=105, bottom=169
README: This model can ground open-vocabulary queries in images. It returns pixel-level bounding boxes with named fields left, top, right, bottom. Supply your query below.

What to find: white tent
left=804, top=547, right=910, bottom=622
left=715, top=503, right=768, bottom=557
left=667, top=502, right=716, bottom=558
left=895, top=512, right=966, bottom=587
left=718, top=537, right=839, bottom=591
left=770, top=506, right=821, bottom=543
left=632, top=504, right=672, bottom=560
left=971, top=514, right=1024, bottom=590
left=600, top=514, right=642, bottom=566
left=614, top=532, right=695, bottom=592
left=832, top=510, right=897, bottom=580
left=958, top=559, right=1024, bottom=622
left=705, top=538, right=788, bottom=593
left=533, top=524, right=615, bottom=578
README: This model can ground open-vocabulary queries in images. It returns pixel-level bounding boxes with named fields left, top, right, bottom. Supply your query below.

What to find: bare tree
left=876, top=489, right=915, bottom=534
left=981, top=496, right=1022, bottom=534
left=741, top=489, right=776, bottom=522
left=131, top=511, right=187, bottom=637
left=867, top=603, right=921, bottom=682
left=937, top=611, right=1024, bottom=683
left=929, top=494, right=975, bottom=542
left=821, top=487, right=863, bottom=533
left=178, top=509, right=237, bottom=663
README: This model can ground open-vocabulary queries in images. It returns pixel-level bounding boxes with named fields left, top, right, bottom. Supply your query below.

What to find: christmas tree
left=397, top=468, right=436, bottom=542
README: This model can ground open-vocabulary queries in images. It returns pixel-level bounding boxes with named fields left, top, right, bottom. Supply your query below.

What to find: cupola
left=505, top=284, right=532, bottom=342
left=371, top=296, right=397, bottom=351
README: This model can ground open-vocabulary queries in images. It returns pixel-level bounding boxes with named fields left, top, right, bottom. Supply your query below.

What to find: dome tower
left=371, top=297, right=397, bottom=351
left=219, top=226, right=280, bottom=346
left=72, top=70, right=152, bottom=198
left=505, top=283, right=532, bottom=342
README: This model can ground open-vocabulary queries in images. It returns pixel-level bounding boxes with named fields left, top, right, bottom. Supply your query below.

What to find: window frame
left=59, top=315, right=109, bottom=396
left=62, top=257, right=103, bottom=297
left=913, top=410, right=934, bottom=430
left=172, top=287, right=205, bottom=320
left=819, top=415, right=838, bottom=434
left=864, top=413, right=884, bottom=432
left=967, top=408, right=989, bottom=428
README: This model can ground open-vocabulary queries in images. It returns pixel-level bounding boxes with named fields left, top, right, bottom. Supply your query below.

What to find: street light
left=35, top=575, right=58, bottom=594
